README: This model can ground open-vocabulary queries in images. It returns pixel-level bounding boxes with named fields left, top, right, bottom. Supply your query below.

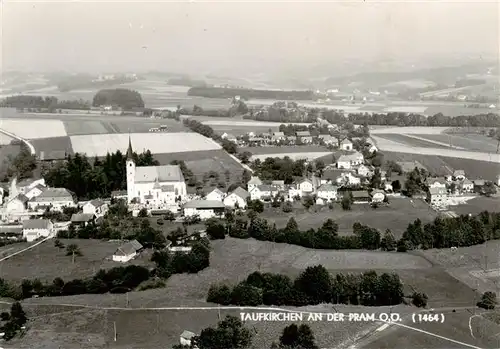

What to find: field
left=261, top=197, right=437, bottom=238
left=0, top=118, right=67, bottom=139
left=69, top=132, right=221, bottom=157
left=375, top=134, right=454, bottom=149
left=452, top=196, right=500, bottom=215
left=0, top=131, right=14, bottom=145
left=0, top=239, right=152, bottom=283
left=251, top=152, right=332, bottom=161
left=371, top=126, right=451, bottom=135
left=418, top=133, right=500, bottom=153
left=0, top=143, right=21, bottom=166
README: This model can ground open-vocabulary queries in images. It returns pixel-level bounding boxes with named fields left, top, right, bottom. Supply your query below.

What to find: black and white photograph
left=0, top=0, right=499, bottom=348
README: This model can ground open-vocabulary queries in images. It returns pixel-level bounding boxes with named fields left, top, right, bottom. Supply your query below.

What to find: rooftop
left=184, top=200, right=225, bottom=209
left=71, top=213, right=95, bottom=222
left=135, top=165, right=184, bottom=183
left=31, top=188, right=73, bottom=201
left=22, top=219, right=52, bottom=230
left=114, top=239, right=143, bottom=256
left=230, top=187, right=249, bottom=200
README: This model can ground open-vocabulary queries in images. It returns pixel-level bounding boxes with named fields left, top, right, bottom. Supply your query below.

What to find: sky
left=1, top=0, right=499, bottom=76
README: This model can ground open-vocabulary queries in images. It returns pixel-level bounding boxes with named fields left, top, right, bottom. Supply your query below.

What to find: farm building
left=428, top=187, right=448, bottom=206
left=27, top=188, right=76, bottom=212
left=250, top=184, right=279, bottom=201
left=206, top=188, right=225, bottom=202
left=425, top=177, right=447, bottom=190
left=0, top=224, right=23, bottom=239
left=22, top=219, right=54, bottom=242
left=340, top=139, right=353, bottom=151
left=24, top=184, right=46, bottom=200
left=352, top=190, right=371, bottom=203
left=70, top=213, right=95, bottom=226
left=453, top=170, right=466, bottom=181
left=5, top=194, right=28, bottom=215
left=271, top=180, right=286, bottom=190
left=180, top=330, right=197, bottom=347
left=337, top=152, right=364, bottom=169
left=460, top=179, right=474, bottom=193
left=16, top=177, right=46, bottom=195
left=224, top=187, right=249, bottom=209
left=111, top=190, right=127, bottom=200
left=318, top=134, right=338, bottom=146
left=247, top=176, right=263, bottom=192
left=370, top=189, right=386, bottom=203
left=183, top=200, right=225, bottom=220
left=112, top=239, right=143, bottom=263
left=83, top=199, right=109, bottom=218
left=357, top=165, right=372, bottom=177
left=316, top=184, right=338, bottom=204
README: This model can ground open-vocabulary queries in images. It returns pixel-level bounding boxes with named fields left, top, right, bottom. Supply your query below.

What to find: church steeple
left=126, top=135, right=134, bottom=160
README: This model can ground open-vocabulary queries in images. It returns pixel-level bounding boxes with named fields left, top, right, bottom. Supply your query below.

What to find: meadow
left=69, top=132, right=221, bottom=157
left=251, top=152, right=332, bottom=161
left=375, top=134, right=453, bottom=149
left=418, top=133, right=500, bottom=153
left=0, top=118, right=67, bottom=139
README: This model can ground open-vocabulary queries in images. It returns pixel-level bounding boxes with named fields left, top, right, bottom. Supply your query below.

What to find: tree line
left=187, top=87, right=315, bottom=100
left=0, top=302, right=27, bottom=341
left=0, top=142, right=37, bottom=182
left=0, top=240, right=210, bottom=300
left=0, top=95, right=91, bottom=111
left=207, top=265, right=404, bottom=307
left=42, top=150, right=158, bottom=200
left=173, top=315, right=320, bottom=349
left=182, top=118, right=240, bottom=155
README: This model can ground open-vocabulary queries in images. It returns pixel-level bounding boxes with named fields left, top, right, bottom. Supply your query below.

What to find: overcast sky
left=1, top=0, right=499, bottom=75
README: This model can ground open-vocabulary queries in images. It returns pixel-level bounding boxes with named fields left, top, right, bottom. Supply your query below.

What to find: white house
left=336, top=172, right=361, bottom=186
left=371, top=189, right=385, bottom=203
left=357, top=165, right=371, bottom=177
left=5, top=194, right=29, bottom=215
left=126, top=138, right=186, bottom=205
left=428, top=187, right=448, bottom=206
left=180, top=330, right=197, bottom=348
left=384, top=182, right=393, bottom=192
left=223, top=187, right=249, bottom=209
left=16, top=178, right=46, bottom=195
left=250, top=184, right=277, bottom=201
left=112, top=239, right=143, bottom=263
left=425, top=177, right=447, bottom=190
left=368, top=144, right=378, bottom=153
left=206, top=188, right=225, bottom=202
left=24, top=184, right=46, bottom=200
left=247, top=176, right=263, bottom=192
left=316, top=184, right=338, bottom=203
left=22, top=219, right=53, bottom=242
left=27, top=188, right=76, bottom=211
left=337, top=152, right=364, bottom=169
left=221, top=133, right=237, bottom=143
left=461, top=179, right=474, bottom=193
left=340, top=139, right=353, bottom=151
left=82, top=199, right=109, bottom=218
left=183, top=200, right=225, bottom=220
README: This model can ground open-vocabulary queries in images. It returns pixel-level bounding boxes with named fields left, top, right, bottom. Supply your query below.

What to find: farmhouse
left=180, top=330, right=197, bottom=347
left=22, top=219, right=53, bottom=242
left=126, top=138, right=187, bottom=205
left=352, top=190, right=371, bottom=203
left=425, top=177, right=447, bottom=190
left=340, top=139, right=353, bottom=151
left=183, top=200, right=225, bottom=220
left=428, top=187, right=448, bottom=206
left=336, top=152, right=364, bottom=169
left=70, top=213, right=95, bottom=226
left=337, top=172, right=361, bottom=187
left=223, top=187, right=249, bottom=209
left=370, top=189, right=385, bottom=203
left=27, top=188, right=76, bottom=211
left=24, top=184, right=46, bottom=200
left=250, top=184, right=278, bottom=201
left=247, top=176, right=263, bottom=192
left=112, top=239, right=143, bottom=263
left=5, top=194, right=28, bottom=215
left=82, top=199, right=109, bottom=218
left=453, top=170, right=466, bottom=181
left=460, top=179, right=474, bottom=193
left=272, top=132, right=285, bottom=142
left=206, top=188, right=225, bottom=202
left=316, top=184, right=338, bottom=204
left=16, top=178, right=46, bottom=195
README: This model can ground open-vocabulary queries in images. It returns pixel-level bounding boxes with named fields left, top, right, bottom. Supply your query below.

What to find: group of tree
left=0, top=302, right=28, bottom=341
left=0, top=95, right=91, bottom=111
left=182, top=118, right=242, bottom=156
left=187, top=87, right=315, bottom=101
left=0, top=143, right=37, bottom=182
left=207, top=266, right=404, bottom=307
left=42, top=150, right=158, bottom=200
left=250, top=157, right=308, bottom=184
left=401, top=211, right=500, bottom=249
left=92, top=88, right=145, bottom=110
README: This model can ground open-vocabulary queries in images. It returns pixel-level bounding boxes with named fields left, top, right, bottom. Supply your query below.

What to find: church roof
left=134, top=165, right=184, bottom=183
left=126, top=136, right=134, bottom=160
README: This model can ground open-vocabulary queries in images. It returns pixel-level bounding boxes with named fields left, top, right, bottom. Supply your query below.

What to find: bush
left=137, top=278, right=166, bottom=291
left=282, top=201, right=293, bottom=213
left=478, top=291, right=497, bottom=309
left=411, top=292, right=428, bottom=308
left=156, top=218, right=164, bottom=226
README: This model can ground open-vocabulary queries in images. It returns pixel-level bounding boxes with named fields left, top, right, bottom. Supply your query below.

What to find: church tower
left=126, top=136, right=136, bottom=204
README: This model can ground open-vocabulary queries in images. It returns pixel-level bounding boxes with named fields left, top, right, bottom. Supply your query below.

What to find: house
left=112, top=239, right=143, bottom=263
left=272, top=132, right=285, bottom=142
left=221, top=133, right=237, bottom=143
left=473, top=179, right=486, bottom=192
left=5, top=194, right=29, bottom=214
left=247, top=176, right=263, bottom=192
left=70, top=213, right=95, bottom=226
left=316, top=184, right=338, bottom=204
left=250, top=184, right=278, bottom=201
left=206, top=188, right=225, bottom=202
left=340, top=139, right=353, bottom=151
left=24, top=184, right=46, bottom=200
left=357, top=164, right=371, bottom=177
left=126, top=137, right=186, bottom=205
left=183, top=200, right=225, bottom=220
left=318, top=134, right=337, bottom=146
left=425, top=177, right=447, bottom=190
left=300, top=136, right=313, bottom=144
left=271, top=180, right=286, bottom=190
left=27, top=188, right=76, bottom=211
left=296, top=131, right=311, bottom=138
left=428, top=187, right=448, bottom=206
left=352, top=190, right=371, bottom=203
left=111, top=190, right=128, bottom=200
left=370, top=189, right=385, bottom=203
left=336, top=172, right=361, bottom=186
left=384, top=182, right=393, bottom=192
left=453, top=170, right=466, bottom=181
left=180, top=330, right=197, bottom=347
left=22, top=219, right=53, bottom=242
left=83, top=199, right=109, bottom=218
left=16, top=178, right=46, bottom=195
left=461, top=179, right=474, bottom=193
left=224, top=187, right=249, bottom=209
left=337, top=152, right=364, bottom=169
left=368, top=144, right=378, bottom=153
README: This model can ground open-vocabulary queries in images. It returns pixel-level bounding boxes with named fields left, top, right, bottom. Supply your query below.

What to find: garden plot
left=70, top=132, right=221, bottom=157
left=0, top=118, right=67, bottom=139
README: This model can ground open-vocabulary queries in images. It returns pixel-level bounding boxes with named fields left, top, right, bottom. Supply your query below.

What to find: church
left=126, top=138, right=187, bottom=206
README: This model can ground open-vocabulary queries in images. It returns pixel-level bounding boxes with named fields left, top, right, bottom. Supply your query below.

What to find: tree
left=241, top=170, right=252, bottom=187
left=205, top=219, right=226, bottom=240
left=54, top=239, right=65, bottom=248
left=380, top=229, right=396, bottom=251
left=1, top=143, right=37, bottom=181
left=341, top=193, right=353, bottom=211
left=478, top=291, right=497, bottom=309
left=302, top=196, right=315, bottom=209
left=92, top=88, right=145, bottom=110
left=164, top=211, right=175, bottom=222
left=10, top=302, right=27, bottom=327
left=282, top=201, right=293, bottom=213
left=277, top=324, right=319, bottom=349
left=247, top=200, right=264, bottom=213
left=294, top=265, right=332, bottom=304
left=482, top=181, right=497, bottom=197
left=391, top=180, right=401, bottom=192
left=66, top=243, right=82, bottom=263
left=411, top=292, right=428, bottom=308
left=370, top=168, right=382, bottom=189
left=193, top=315, right=253, bottom=349
left=138, top=208, right=149, bottom=217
